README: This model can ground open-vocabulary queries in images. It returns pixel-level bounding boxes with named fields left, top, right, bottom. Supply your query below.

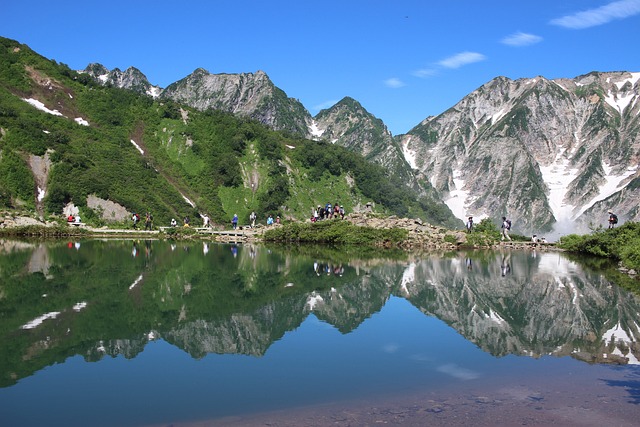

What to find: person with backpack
left=132, top=212, right=139, bottom=229
left=466, top=216, right=473, bottom=232
left=145, top=212, right=153, bottom=230
left=608, top=210, right=618, bottom=229
left=501, top=216, right=512, bottom=241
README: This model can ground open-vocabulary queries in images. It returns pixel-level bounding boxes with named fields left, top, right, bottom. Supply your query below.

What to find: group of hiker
left=465, top=215, right=513, bottom=241
left=311, top=203, right=345, bottom=222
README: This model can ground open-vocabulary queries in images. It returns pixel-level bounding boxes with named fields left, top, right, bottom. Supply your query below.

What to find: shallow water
left=0, top=239, right=638, bottom=426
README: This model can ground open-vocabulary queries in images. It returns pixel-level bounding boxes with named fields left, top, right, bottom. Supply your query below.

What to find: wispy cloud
left=501, top=32, right=543, bottom=47
left=437, top=52, right=486, bottom=69
left=550, top=0, right=640, bottom=29
left=312, top=99, right=339, bottom=111
left=412, top=68, right=437, bottom=78
left=384, top=78, right=405, bottom=88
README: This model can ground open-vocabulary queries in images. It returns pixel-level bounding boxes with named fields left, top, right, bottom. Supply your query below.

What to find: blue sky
left=3, top=0, right=640, bottom=135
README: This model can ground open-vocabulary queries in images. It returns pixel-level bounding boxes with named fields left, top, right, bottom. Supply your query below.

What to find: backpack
left=506, top=219, right=512, bottom=230
left=611, top=214, right=618, bottom=224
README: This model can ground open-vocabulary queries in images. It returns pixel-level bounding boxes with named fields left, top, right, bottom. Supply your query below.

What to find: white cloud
left=501, top=32, right=543, bottom=47
left=550, top=0, right=640, bottom=29
left=312, top=99, right=339, bottom=111
left=412, top=68, right=437, bottom=78
left=384, top=77, right=405, bottom=88
left=437, top=52, right=486, bottom=69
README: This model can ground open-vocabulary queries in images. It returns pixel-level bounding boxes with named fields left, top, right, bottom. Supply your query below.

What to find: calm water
left=0, top=239, right=639, bottom=426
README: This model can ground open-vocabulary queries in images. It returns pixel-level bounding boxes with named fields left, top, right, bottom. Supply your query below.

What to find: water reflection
left=0, top=239, right=639, bottom=391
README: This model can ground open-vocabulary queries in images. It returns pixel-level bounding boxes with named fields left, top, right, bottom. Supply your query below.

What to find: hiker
left=183, top=216, right=190, bottom=227
left=249, top=211, right=256, bottom=228
left=145, top=212, right=153, bottom=230
left=267, top=215, right=274, bottom=225
left=501, top=216, right=512, bottom=241
left=132, top=212, right=139, bottom=229
left=466, top=216, right=473, bottom=232
left=170, top=218, right=177, bottom=227
left=339, top=205, right=345, bottom=219
left=202, top=213, right=210, bottom=228
left=608, top=210, right=618, bottom=229
left=276, top=215, right=281, bottom=224
left=231, top=214, right=238, bottom=230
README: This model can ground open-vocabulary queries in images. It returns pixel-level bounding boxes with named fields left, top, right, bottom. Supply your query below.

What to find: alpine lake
left=1, top=238, right=639, bottom=427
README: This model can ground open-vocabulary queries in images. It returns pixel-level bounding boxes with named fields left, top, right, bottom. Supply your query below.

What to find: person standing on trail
left=466, top=216, right=473, bottom=232
left=501, top=216, right=512, bottom=241
left=232, top=214, right=238, bottom=230
left=132, top=212, right=139, bottom=229
left=145, top=212, right=153, bottom=230
left=249, top=211, right=256, bottom=228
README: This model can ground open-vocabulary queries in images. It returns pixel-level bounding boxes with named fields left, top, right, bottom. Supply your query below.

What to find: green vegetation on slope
left=0, top=36, right=458, bottom=229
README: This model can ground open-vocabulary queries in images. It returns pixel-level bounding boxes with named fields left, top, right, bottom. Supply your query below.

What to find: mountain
left=83, top=61, right=639, bottom=235
left=160, top=68, right=313, bottom=136
left=0, top=36, right=452, bottom=227
left=398, top=72, right=640, bottom=235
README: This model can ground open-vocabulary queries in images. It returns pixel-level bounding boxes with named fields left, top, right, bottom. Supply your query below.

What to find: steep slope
left=398, top=72, right=640, bottom=235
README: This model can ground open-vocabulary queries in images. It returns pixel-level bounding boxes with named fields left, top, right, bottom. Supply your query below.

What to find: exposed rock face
left=398, top=72, right=640, bottom=235
left=160, top=68, right=312, bottom=136
left=86, top=195, right=130, bottom=222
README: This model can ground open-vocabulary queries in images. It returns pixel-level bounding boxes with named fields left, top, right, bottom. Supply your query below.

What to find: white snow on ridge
left=130, top=139, right=144, bottom=155
left=37, top=187, right=45, bottom=202
left=576, top=163, right=637, bottom=217
left=491, top=108, right=507, bottom=125
left=605, top=90, right=636, bottom=114
left=75, top=117, right=89, bottom=126
left=538, top=150, right=579, bottom=221
left=614, top=72, right=640, bottom=90
left=23, top=98, right=64, bottom=116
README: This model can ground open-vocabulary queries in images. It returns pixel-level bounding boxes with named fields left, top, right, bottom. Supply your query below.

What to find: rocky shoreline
left=1, top=211, right=559, bottom=251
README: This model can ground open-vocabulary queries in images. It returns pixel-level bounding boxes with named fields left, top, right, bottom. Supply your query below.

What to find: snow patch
left=401, top=136, right=418, bottom=169
left=23, top=98, right=64, bottom=116
left=129, top=274, right=143, bottom=290
left=491, top=108, right=507, bottom=125
left=182, top=194, right=195, bottom=207
left=75, top=117, right=89, bottom=126
left=538, top=150, right=580, bottom=221
left=73, top=302, right=87, bottom=312
left=37, top=187, right=45, bottom=202
left=130, top=139, right=144, bottom=155
left=308, top=120, right=324, bottom=138
left=21, top=311, right=61, bottom=329
left=147, top=86, right=162, bottom=98
left=444, top=169, right=471, bottom=221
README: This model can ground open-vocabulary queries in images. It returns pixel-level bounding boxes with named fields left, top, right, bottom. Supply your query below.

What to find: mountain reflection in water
left=1, top=239, right=640, bottom=426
